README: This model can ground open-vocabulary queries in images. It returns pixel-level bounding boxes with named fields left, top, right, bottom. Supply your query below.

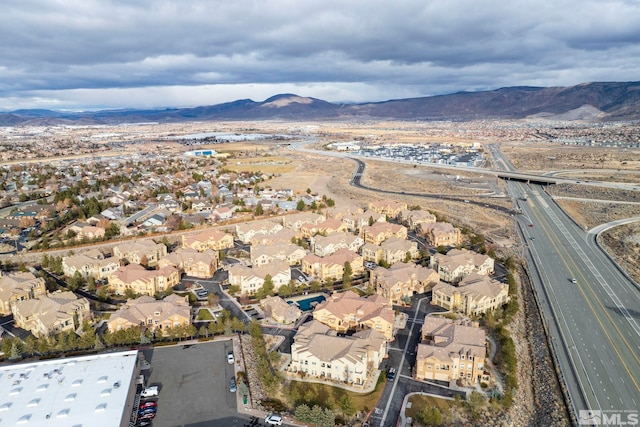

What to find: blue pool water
left=288, top=295, right=326, bottom=311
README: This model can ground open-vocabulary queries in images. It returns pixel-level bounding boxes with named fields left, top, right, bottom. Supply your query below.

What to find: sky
left=1, top=0, right=639, bottom=111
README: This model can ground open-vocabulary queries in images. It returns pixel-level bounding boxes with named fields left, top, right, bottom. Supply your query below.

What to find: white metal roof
left=0, top=350, right=138, bottom=427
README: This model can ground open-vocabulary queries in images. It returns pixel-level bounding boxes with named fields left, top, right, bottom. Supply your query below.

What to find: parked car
left=139, top=408, right=157, bottom=416
left=137, top=420, right=152, bottom=427
left=229, top=376, right=237, bottom=393
left=227, top=351, right=235, bottom=364
left=265, top=413, right=283, bottom=425
left=139, top=401, right=156, bottom=410
left=571, top=278, right=577, bottom=284
left=141, top=386, right=159, bottom=398
left=139, top=412, right=156, bottom=420
left=387, top=367, right=396, bottom=381
left=140, top=360, right=151, bottom=370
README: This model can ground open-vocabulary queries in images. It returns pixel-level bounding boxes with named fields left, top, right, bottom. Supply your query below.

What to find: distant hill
left=1, top=81, right=639, bottom=126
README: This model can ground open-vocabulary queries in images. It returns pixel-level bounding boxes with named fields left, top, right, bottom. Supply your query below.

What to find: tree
left=342, top=262, right=352, bottom=288
left=68, top=271, right=84, bottom=291
left=124, top=288, right=136, bottom=299
left=418, top=406, right=443, bottom=426
left=254, top=203, right=264, bottom=216
left=296, top=200, right=306, bottom=211
left=338, top=394, right=356, bottom=419
left=257, top=275, right=275, bottom=299
left=468, top=390, right=486, bottom=420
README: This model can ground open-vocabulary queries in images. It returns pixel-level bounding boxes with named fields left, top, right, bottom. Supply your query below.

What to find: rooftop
left=0, top=350, right=138, bottom=427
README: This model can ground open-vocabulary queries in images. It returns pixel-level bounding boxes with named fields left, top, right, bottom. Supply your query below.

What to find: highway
left=489, top=137, right=640, bottom=420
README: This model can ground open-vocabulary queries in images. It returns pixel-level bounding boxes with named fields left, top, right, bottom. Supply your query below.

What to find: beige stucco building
left=260, top=295, right=303, bottom=325
left=361, top=237, right=419, bottom=265
left=430, top=248, right=495, bottom=283
left=415, top=317, right=486, bottom=385
left=251, top=243, right=308, bottom=266
left=361, top=222, right=408, bottom=245
left=228, top=260, right=291, bottom=296
left=301, top=248, right=364, bottom=282
left=418, top=222, right=462, bottom=247
left=107, top=294, right=191, bottom=333
left=310, top=232, right=364, bottom=257
left=181, top=228, right=234, bottom=251
left=108, top=264, right=180, bottom=297
left=431, top=273, right=510, bottom=315
left=12, top=291, right=91, bottom=338
left=372, top=262, right=439, bottom=305
left=62, top=250, right=121, bottom=280
left=235, top=219, right=284, bottom=244
left=158, top=247, right=219, bottom=278
left=112, top=240, right=168, bottom=268
left=0, top=271, right=47, bottom=315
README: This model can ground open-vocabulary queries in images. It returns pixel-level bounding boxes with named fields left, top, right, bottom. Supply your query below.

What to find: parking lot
left=141, top=339, right=252, bottom=427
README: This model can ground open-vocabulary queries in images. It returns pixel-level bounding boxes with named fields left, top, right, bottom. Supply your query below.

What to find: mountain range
left=2, top=81, right=639, bottom=126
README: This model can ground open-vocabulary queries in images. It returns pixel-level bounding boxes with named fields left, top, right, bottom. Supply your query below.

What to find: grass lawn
left=196, top=308, right=214, bottom=321
left=283, top=373, right=386, bottom=418
left=404, top=394, right=455, bottom=423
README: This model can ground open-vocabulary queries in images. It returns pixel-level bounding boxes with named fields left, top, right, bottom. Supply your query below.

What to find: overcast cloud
left=1, top=0, right=639, bottom=111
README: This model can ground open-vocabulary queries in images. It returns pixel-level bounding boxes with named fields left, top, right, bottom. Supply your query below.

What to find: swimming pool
left=288, top=294, right=326, bottom=311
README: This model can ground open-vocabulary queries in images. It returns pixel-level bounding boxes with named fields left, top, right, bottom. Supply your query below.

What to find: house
left=107, top=294, right=191, bottom=333
left=158, top=247, right=219, bottom=278
left=112, top=240, right=168, bottom=268
left=431, top=273, right=510, bottom=315
left=251, top=243, right=308, bottom=266
left=62, top=250, right=120, bottom=280
left=0, top=272, right=47, bottom=315
left=368, top=200, right=407, bottom=218
left=418, top=222, right=462, bottom=247
left=260, top=295, right=302, bottom=325
left=361, top=222, right=408, bottom=245
left=76, top=225, right=106, bottom=241
left=209, top=206, right=236, bottom=222
left=289, top=320, right=387, bottom=386
left=227, top=260, right=291, bottom=296
left=415, top=317, right=486, bottom=385
left=250, top=228, right=297, bottom=246
left=301, top=248, right=364, bottom=282
left=235, top=219, right=284, bottom=244
left=108, top=264, right=180, bottom=297
left=313, top=290, right=396, bottom=340
left=310, top=232, right=364, bottom=257
left=12, top=291, right=91, bottom=338
left=300, top=218, right=348, bottom=238
left=430, top=248, right=494, bottom=283
left=371, top=262, right=440, bottom=305
left=181, top=228, right=234, bottom=251
left=361, top=237, right=419, bottom=265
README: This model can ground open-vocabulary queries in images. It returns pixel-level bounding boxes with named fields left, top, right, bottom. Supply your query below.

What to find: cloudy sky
left=1, top=0, right=639, bottom=111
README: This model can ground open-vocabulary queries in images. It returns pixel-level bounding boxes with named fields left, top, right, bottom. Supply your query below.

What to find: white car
left=140, top=386, right=158, bottom=398
left=265, top=413, right=283, bottom=425
left=227, top=351, right=235, bottom=364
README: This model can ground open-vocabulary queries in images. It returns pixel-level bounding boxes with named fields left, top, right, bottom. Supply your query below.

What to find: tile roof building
left=415, top=317, right=487, bottom=385
left=430, top=248, right=495, bottom=283
left=431, top=273, right=510, bottom=315
left=12, top=291, right=91, bottom=338
left=107, top=294, right=190, bottom=333
left=371, top=262, right=440, bottom=305
left=289, top=320, right=387, bottom=386
left=310, top=232, right=364, bottom=257
left=62, top=250, right=120, bottom=280
left=313, top=290, right=396, bottom=340
left=301, top=248, right=364, bottom=282
left=108, top=264, right=180, bottom=297
left=228, top=260, right=291, bottom=296
left=181, top=228, right=234, bottom=251
left=367, top=200, right=408, bottom=218
left=158, top=247, right=219, bottom=278
left=360, top=222, right=408, bottom=245
left=250, top=243, right=308, bottom=266
left=361, top=237, right=419, bottom=265
left=0, top=271, right=47, bottom=315
left=260, top=295, right=303, bottom=325
left=417, top=222, right=462, bottom=247
left=235, top=219, right=284, bottom=244
left=112, top=240, right=167, bottom=268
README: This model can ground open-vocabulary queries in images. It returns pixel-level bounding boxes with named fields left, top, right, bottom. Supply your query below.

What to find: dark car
left=387, top=367, right=396, bottom=381
left=137, top=420, right=153, bottom=427
left=139, top=412, right=156, bottom=420
left=139, top=407, right=157, bottom=415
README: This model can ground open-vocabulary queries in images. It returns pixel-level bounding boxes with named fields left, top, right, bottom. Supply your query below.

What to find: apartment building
left=300, top=218, right=348, bottom=238
left=301, top=248, right=364, bottom=282
left=260, top=295, right=302, bottom=325
left=227, top=260, right=291, bottom=296
left=313, top=290, right=396, bottom=340
left=310, top=232, right=364, bottom=257
left=250, top=228, right=297, bottom=246
left=107, top=294, right=191, bottom=333
left=339, top=210, right=385, bottom=233
left=430, top=248, right=495, bottom=283
left=289, top=320, right=387, bottom=386
left=367, top=200, right=408, bottom=218
left=417, top=222, right=462, bottom=247
left=0, top=271, right=47, bottom=315
left=360, top=222, right=408, bottom=245
left=235, top=219, right=284, bottom=244
left=181, top=228, right=234, bottom=251
left=415, top=317, right=486, bottom=385
left=281, top=212, right=326, bottom=233
left=108, top=264, right=180, bottom=297
left=397, top=209, right=436, bottom=231
left=361, top=237, right=419, bottom=265
left=371, top=262, right=439, bottom=305
left=12, top=291, right=91, bottom=338
left=62, top=250, right=120, bottom=280
left=251, top=243, right=307, bottom=266
left=158, top=247, right=218, bottom=278
left=112, top=240, right=168, bottom=268
left=431, top=273, right=510, bottom=315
